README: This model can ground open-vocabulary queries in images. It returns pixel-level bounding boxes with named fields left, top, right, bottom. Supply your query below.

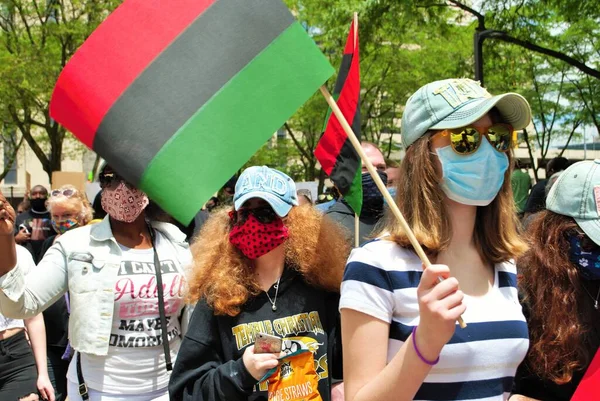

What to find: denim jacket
left=0, top=217, right=192, bottom=356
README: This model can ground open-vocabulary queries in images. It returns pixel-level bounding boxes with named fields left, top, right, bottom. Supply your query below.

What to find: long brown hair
left=379, top=132, right=527, bottom=264
left=186, top=205, right=350, bottom=316
left=519, top=211, right=600, bottom=384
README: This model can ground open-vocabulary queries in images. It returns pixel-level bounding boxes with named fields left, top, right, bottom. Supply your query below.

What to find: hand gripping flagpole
left=319, top=85, right=467, bottom=329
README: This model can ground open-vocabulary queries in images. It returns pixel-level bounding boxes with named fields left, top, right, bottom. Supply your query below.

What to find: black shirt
left=523, top=179, right=548, bottom=214
left=15, top=209, right=53, bottom=261
left=169, top=268, right=342, bottom=401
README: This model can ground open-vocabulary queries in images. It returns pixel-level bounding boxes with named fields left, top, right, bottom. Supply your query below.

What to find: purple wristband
left=411, top=326, right=440, bottom=366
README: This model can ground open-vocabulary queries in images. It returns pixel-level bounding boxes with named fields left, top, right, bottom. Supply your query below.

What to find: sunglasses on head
left=99, top=172, right=124, bottom=189
left=229, top=206, right=278, bottom=226
left=51, top=188, right=77, bottom=198
left=433, top=123, right=513, bottom=155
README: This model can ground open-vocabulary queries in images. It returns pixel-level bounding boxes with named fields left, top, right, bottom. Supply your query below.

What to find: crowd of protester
left=0, top=78, right=598, bottom=401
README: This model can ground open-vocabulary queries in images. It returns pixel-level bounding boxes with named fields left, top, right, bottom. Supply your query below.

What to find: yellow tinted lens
left=450, top=128, right=481, bottom=154
left=487, top=125, right=512, bottom=152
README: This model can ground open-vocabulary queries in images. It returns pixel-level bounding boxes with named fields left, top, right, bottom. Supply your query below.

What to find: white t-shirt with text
left=67, top=232, right=185, bottom=393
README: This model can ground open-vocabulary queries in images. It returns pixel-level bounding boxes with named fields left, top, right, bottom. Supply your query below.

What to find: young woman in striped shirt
left=340, top=78, right=532, bottom=401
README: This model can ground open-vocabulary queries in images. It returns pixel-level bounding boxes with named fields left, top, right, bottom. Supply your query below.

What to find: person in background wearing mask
left=326, top=142, right=387, bottom=245
left=169, top=166, right=349, bottom=401
left=511, top=161, right=600, bottom=401
left=14, top=185, right=53, bottom=260
left=0, top=164, right=192, bottom=400
left=341, top=78, right=531, bottom=401
left=35, top=185, right=94, bottom=401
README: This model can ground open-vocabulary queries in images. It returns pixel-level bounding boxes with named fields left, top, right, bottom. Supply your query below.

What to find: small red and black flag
left=314, top=17, right=362, bottom=214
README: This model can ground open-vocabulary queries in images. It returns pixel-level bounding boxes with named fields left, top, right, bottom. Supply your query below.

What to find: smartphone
left=254, top=332, right=282, bottom=354
left=19, top=224, right=30, bottom=235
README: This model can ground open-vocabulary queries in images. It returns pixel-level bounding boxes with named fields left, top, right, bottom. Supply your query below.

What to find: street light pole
left=474, top=31, right=484, bottom=84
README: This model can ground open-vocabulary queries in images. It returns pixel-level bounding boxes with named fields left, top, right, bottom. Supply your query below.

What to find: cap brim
left=430, top=93, right=531, bottom=131
left=575, top=218, right=600, bottom=247
left=234, top=192, right=293, bottom=217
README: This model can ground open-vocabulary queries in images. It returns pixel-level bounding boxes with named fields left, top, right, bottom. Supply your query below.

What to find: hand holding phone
left=254, top=332, right=282, bottom=354
left=19, top=224, right=30, bottom=235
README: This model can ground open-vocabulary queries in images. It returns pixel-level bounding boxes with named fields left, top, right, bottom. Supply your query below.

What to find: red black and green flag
left=50, top=0, right=333, bottom=223
left=314, top=18, right=362, bottom=215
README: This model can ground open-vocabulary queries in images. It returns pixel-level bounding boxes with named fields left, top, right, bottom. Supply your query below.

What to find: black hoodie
left=169, top=268, right=342, bottom=401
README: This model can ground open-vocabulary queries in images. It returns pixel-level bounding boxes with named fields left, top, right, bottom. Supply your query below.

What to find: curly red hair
left=519, top=211, right=600, bottom=384
left=186, top=205, right=351, bottom=316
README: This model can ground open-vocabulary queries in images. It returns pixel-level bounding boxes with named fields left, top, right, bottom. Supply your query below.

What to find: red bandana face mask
left=101, top=182, right=149, bottom=223
left=229, top=213, right=289, bottom=259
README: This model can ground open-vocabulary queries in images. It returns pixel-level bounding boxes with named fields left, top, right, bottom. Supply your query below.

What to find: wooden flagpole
left=319, top=84, right=467, bottom=328
left=353, top=12, right=360, bottom=249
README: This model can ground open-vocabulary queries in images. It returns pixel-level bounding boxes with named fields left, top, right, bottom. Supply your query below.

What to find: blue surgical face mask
left=436, top=138, right=509, bottom=206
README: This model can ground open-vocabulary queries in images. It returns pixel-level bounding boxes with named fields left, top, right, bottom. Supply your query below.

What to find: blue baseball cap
left=234, top=166, right=299, bottom=217
left=401, top=78, right=531, bottom=148
left=547, top=160, right=600, bottom=245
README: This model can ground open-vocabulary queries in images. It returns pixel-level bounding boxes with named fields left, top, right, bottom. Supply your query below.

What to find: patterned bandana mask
left=101, top=182, right=149, bottom=223
left=360, top=171, right=388, bottom=218
left=229, top=214, right=289, bottom=259
left=569, top=235, right=600, bottom=281
left=51, top=219, right=79, bottom=235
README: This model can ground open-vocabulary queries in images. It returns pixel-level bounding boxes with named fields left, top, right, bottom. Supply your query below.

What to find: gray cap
left=547, top=160, right=600, bottom=245
left=401, top=78, right=532, bottom=148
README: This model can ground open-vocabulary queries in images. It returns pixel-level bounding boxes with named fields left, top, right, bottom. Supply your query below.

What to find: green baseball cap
left=546, top=160, right=600, bottom=245
left=400, top=78, right=532, bottom=148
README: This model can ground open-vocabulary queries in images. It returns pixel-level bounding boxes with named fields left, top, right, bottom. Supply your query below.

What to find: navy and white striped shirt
left=340, top=239, right=528, bottom=401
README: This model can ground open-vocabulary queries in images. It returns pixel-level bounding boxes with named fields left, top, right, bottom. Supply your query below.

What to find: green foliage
left=480, top=0, right=599, bottom=177
left=0, top=0, right=121, bottom=179
left=242, top=137, right=305, bottom=182
left=278, top=0, right=474, bottom=187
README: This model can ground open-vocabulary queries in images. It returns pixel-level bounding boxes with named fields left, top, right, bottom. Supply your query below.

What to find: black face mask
left=30, top=198, right=47, bottom=213
left=360, top=171, right=388, bottom=219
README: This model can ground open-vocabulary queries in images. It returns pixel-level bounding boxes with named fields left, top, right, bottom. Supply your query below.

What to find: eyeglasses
left=229, top=206, right=278, bottom=226
left=99, top=172, right=124, bottom=189
left=433, top=123, right=513, bottom=155
left=51, top=188, right=77, bottom=198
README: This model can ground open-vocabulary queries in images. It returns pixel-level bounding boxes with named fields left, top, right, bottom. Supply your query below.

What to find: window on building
left=3, top=146, right=17, bottom=185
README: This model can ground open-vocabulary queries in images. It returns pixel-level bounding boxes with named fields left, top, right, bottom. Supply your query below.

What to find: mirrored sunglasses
left=229, top=206, right=278, bottom=226
left=435, top=123, right=513, bottom=155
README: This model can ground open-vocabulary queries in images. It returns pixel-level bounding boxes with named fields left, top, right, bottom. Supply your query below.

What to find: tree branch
left=447, top=0, right=485, bottom=28
left=0, top=134, right=24, bottom=182
left=284, top=123, right=311, bottom=162
left=486, top=31, right=600, bottom=80
left=522, top=128, right=539, bottom=181
left=8, top=105, right=50, bottom=172
left=558, top=120, right=582, bottom=158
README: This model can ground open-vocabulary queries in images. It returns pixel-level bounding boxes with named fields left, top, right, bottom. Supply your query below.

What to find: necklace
left=582, top=283, right=600, bottom=310
left=265, top=277, right=281, bottom=312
